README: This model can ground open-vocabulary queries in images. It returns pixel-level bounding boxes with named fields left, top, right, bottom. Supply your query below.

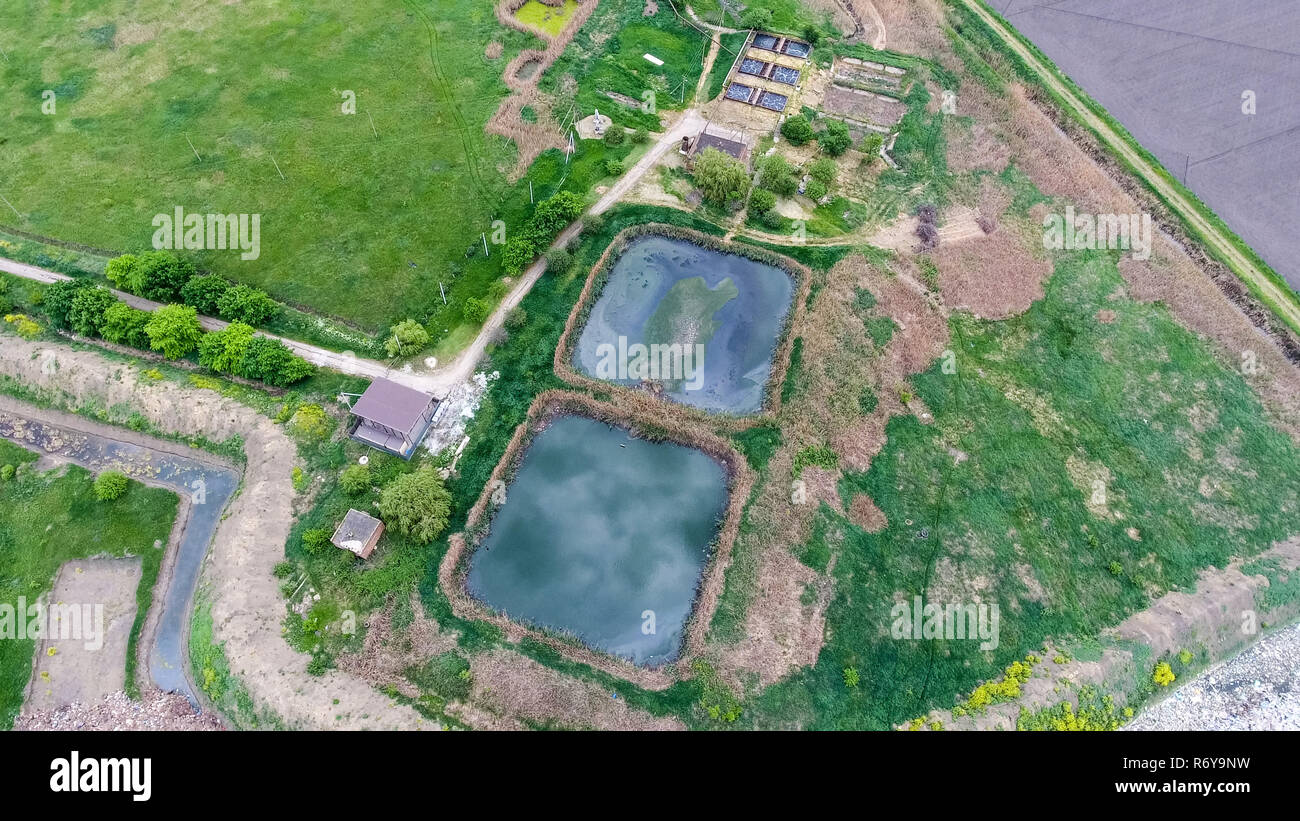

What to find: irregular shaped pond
left=466, top=415, right=729, bottom=667
left=573, top=235, right=794, bottom=414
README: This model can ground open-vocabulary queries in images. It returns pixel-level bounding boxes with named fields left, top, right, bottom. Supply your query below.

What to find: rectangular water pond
left=466, top=415, right=729, bottom=667
left=725, top=82, right=753, bottom=102
left=573, top=235, right=795, bottom=414
left=758, top=90, right=788, bottom=111
left=772, top=66, right=800, bottom=85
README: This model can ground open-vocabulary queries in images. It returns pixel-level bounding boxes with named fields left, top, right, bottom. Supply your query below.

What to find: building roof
left=330, top=509, right=384, bottom=556
left=695, top=133, right=747, bottom=161
left=350, top=378, right=435, bottom=434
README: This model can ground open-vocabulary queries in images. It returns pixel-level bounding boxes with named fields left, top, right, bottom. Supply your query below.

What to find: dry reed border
left=552, top=224, right=812, bottom=432
left=439, top=389, right=756, bottom=690
left=489, top=0, right=600, bottom=177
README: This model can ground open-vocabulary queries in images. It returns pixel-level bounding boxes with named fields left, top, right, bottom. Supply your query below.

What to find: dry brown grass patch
left=931, top=224, right=1052, bottom=319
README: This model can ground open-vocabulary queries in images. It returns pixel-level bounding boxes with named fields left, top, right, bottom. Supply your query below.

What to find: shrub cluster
left=42, top=278, right=313, bottom=386
left=500, top=191, right=586, bottom=277
left=108, top=251, right=280, bottom=325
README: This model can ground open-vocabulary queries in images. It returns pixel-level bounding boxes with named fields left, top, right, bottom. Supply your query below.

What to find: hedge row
left=106, top=251, right=279, bottom=326
left=41, top=278, right=314, bottom=387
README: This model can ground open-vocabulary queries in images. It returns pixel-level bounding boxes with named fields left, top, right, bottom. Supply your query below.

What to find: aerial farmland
left=0, top=0, right=1298, bottom=784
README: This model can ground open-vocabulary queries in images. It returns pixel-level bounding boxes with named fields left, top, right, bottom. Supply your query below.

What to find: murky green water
left=573, top=235, right=795, bottom=414
left=466, top=415, right=729, bottom=666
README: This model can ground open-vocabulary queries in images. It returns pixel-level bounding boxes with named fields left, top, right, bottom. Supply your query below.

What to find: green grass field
left=515, top=0, right=581, bottom=37
left=0, top=0, right=533, bottom=331
left=541, top=0, right=712, bottom=131
left=0, top=440, right=178, bottom=729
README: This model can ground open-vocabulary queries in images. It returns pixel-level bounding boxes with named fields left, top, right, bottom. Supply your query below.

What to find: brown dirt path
left=0, top=336, right=429, bottom=729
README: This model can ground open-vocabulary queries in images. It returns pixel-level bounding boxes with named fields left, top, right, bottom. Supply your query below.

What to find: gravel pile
left=13, top=690, right=224, bottom=732
left=1126, top=621, right=1300, bottom=731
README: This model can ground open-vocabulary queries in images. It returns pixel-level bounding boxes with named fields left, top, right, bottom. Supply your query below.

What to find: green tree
left=759, top=154, right=798, bottom=196
left=504, top=306, right=528, bottom=331
left=818, top=120, right=852, bottom=156
left=377, top=467, right=453, bottom=544
left=144, top=304, right=203, bottom=359
left=135, top=251, right=196, bottom=302
left=198, top=322, right=256, bottom=374
left=238, top=336, right=314, bottom=386
left=384, top=319, right=430, bottom=358
left=809, top=157, right=838, bottom=186
left=288, top=403, right=331, bottom=440
left=531, top=191, right=585, bottom=236
left=100, top=302, right=153, bottom=348
left=463, top=297, right=491, bottom=324
left=216, top=284, right=278, bottom=325
left=602, top=127, right=625, bottom=147
left=67, top=286, right=117, bottom=337
left=180, top=274, right=232, bottom=315
left=92, top=470, right=129, bottom=501
left=693, top=146, right=750, bottom=206
left=740, top=8, right=773, bottom=29
left=780, top=115, right=814, bottom=146
left=543, top=246, right=573, bottom=273
left=105, top=254, right=143, bottom=293
left=42, top=279, right=92, bottom=329
left=805, top=179, right=827, bottom=201
left=749, top=188, right=776, bottom=215
left=339, top=464, right=371, bottom=496
left=501, top=235, right=539, bottom=276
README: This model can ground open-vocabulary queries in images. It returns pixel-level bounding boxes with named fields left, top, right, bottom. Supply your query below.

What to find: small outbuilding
left=348, top=377, right=438, bottom=459
left=693, top=127, right=751, bottom=166
left=330, top=509, right=385, bottom=559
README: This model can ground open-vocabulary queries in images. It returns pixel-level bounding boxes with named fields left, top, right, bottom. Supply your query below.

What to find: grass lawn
left=541, top=0, right=712, bottom=132
left=515, top=0, right=581, bottom=38
left=0, top=0, right=534, bottom=331
left=0, top=440, right=178, bottom=729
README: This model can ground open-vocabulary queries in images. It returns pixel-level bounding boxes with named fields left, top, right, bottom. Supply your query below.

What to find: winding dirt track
left=0, top=336, right=431, bottom=730
left=959, top=0, right=1300, bottom=334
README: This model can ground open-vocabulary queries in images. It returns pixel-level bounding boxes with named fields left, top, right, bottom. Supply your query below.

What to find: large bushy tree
left=144, top=304, right=203, bottom=359
left=693, top=147, right=750, bottom=207
left=377, top=467, right=452, bottom=544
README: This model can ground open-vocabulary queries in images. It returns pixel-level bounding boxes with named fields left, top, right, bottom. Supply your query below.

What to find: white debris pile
left=14, top=690, right=224, bottom=731
left=1125, top=621, right=1300, bottom=731
left=423, top=370, right=499, bottom=457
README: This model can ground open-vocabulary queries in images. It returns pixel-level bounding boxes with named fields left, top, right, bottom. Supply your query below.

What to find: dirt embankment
left=0, top=337, right=426, bottom=730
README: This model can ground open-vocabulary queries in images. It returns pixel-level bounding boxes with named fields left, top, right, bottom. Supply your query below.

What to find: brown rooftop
left=350, top=378, right=436, bottom=432
left=695, top=133, right=748, bottom=162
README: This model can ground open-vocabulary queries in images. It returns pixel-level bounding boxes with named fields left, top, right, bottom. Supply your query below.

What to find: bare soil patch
left=24, top=558, right=142, bottom=714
